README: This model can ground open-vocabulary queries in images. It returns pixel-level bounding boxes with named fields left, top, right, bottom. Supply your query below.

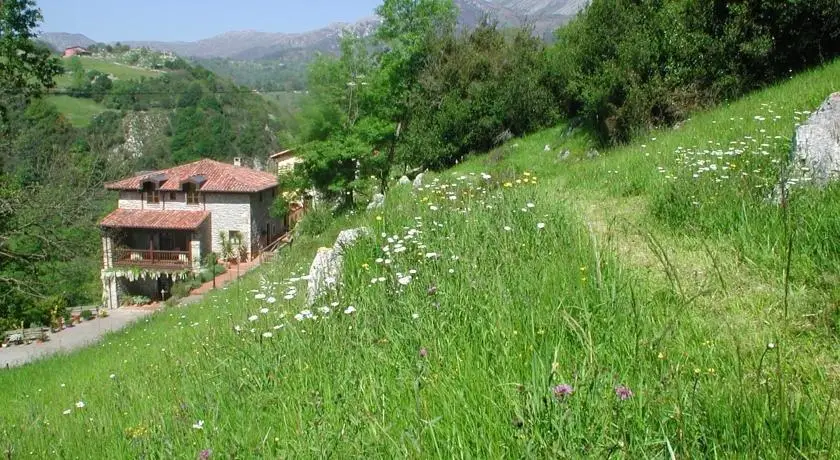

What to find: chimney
left=233, top=157, right=242, bottom=167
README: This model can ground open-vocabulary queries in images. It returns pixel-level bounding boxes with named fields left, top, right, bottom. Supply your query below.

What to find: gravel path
left=0, top=253, right=271, bottom=369
left=0, top=308, right=154, bottom=369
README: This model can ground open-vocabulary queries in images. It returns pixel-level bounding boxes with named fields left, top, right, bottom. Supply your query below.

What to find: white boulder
left=306, top=227, right=369, bottom=304
left=791, top=92, right=840, bottom=186
left=366, top=193, right=385, bottom=211
left=412, top=173, right=424, bottom=188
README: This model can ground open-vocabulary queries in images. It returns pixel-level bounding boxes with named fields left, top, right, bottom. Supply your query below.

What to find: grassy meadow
left=1, top=60, right=839, bottom=458
left=45, top=95, right=107, bottom=127
left=55, top=57, right=163, bottom=88
left=48, top=57, right=166, bottom=127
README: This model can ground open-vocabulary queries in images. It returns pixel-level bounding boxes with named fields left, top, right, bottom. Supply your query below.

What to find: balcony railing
left=113, top=249, right=192, bottom=269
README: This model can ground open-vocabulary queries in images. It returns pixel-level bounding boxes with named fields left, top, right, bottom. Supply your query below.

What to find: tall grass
left=1, top=60, right=839, bottom=458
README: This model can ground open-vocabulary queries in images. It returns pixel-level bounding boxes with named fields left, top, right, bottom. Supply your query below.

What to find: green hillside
left=2, top=55, right=838, bottom=458
left=54, top=56, right=162, bottom=88
left=45, top=94, right=106, bottom=127
left=47, top=57, right=167, bottom=126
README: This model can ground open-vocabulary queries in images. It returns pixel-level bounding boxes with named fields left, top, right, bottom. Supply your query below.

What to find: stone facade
left=115, top=189, right=281, bottom=258
left=250, top=188, right=284, bottom=254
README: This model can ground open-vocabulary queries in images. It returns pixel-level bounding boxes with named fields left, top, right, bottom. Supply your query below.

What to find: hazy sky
left=38, top=0, right=382, bottom=42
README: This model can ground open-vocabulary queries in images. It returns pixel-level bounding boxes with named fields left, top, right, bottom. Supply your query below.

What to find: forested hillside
left=287, top=0, right=840, bottom=206
left=0, top=7, right=292, bottom=330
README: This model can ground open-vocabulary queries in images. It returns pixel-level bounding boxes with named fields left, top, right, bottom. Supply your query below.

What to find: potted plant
left=238, top=242, right=248, bottom=263
left=219, top=231, right=235, bottom=267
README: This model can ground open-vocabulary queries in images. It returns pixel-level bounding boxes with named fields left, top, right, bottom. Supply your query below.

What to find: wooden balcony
left=113, top=248, right=192, bottom=270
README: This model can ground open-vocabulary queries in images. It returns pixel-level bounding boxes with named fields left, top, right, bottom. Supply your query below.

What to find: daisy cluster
left=656, top=105, right=810, bottom=191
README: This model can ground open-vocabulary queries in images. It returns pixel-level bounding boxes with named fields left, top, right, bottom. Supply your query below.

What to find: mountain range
left=41, top=0, right=587, bottom=61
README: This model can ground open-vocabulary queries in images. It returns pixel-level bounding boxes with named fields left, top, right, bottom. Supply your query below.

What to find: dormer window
left=185, top=183, right=200, bottom=205
left=143, top=181, right=160, bottom=204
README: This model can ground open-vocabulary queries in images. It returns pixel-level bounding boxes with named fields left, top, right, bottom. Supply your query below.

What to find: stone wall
left=204, top=193, right=252, bottom=257
left=250, top=188, right=282, bottom=255
left=115, top=190, right=270, bottom=259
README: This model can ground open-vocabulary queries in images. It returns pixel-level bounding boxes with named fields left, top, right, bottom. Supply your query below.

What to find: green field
left=45, top=95, right=108, bottom=127
left=48, top=57, right=164, bottom=127
left=55, top=56, right=163, bottom=88
left=2, top=60, right=839, bottom=457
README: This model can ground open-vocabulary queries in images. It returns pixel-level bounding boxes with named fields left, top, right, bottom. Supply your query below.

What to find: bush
left=296, top=206, right=333, bottom=237
left=171, top=279, right=202, bottom=300
left=549, top=0, right=840, bottom=144
left=129, top=296, right=151, bottom=306
left=80, top=309, right=94, bottom=321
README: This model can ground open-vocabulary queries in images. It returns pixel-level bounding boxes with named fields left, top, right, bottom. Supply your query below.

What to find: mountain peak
left=39, top=1, right=586, bottom=60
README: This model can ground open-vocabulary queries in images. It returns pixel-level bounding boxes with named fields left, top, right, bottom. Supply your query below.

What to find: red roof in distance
left=105, top=159, right=277, bottom=193
left=100, top=209, right=210, bottom=230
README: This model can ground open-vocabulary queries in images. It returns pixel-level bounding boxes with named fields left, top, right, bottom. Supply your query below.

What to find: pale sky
left=37, top=0, right=382, bottom=42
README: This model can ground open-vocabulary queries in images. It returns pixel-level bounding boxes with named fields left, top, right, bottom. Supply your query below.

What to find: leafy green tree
left=0, top=0, right=61, bottom=121
left=374, top=0, right=457, bottom=176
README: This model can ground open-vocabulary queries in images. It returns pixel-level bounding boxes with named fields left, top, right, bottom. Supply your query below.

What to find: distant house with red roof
left=63, top=46, right=90, bottom=58
left=99, top=158, right=284, bottom=308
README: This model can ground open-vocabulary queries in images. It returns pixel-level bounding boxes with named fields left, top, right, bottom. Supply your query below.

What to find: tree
left=374, top=0, right=457, bottom=175
left=0, top=0, right=62, bottom=122
left=295, top=33, right=384, bottom=206
left=0, top=0, right=110, bottom=319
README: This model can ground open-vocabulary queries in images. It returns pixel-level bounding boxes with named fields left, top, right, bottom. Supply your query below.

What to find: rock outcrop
left=398, top=175, right=411, bottom=186
left=412, top=173, right=424, bottom=189
left=367, top=193, right=385, bottom=211
left=306, top=227, right=369, bottom=304
left=791, top=92, right=840, bottom=186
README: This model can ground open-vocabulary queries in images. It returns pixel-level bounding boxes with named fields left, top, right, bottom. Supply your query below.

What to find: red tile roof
left=105, top=159, right=277, bottom=193
left=100, top=209, right=210, bottom=230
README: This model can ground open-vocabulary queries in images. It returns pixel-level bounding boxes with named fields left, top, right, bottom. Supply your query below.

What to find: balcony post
left=101, top=234, right=114, bottom=270
left=190, top=233, right=201, bottom=273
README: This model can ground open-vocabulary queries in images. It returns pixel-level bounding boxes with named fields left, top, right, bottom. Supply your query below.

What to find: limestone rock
left=586, top=149, right=600, bottom=159
left=398, top=175, right=411, bottom=186
left=306, top=227, right=370, bottom=304
left=306, top=248, right=339, bottom=305
left=334, top=227, right=369, bottom=251
left=791, top=92, right=840, bottom=186
left=557, top=149, right=571, bottom=161
left=367, top=193, right=385, bottom=211
left=412, top=173, right=424, bottom=188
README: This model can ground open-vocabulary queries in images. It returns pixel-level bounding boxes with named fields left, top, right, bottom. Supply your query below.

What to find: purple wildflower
left=419, top=347, right=428, bottom=358
left=615, top=385, right=633, bottom=401
left=198, top=449, right=212, bottom=460
left=552, top=384, right=574, bottom=398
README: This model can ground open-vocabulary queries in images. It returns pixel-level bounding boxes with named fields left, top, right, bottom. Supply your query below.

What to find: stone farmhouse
left=269, top=149, right=303, bottom=175
left=63, top=46, right=90, bottom=58
left=99, top=158, right=285, bottom=308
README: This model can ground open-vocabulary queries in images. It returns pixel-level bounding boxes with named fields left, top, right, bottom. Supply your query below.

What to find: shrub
left=130, top=296, right=151, bottom=306
left=80, top=310, right=94, bottom=321
left=296, top=206, right=333, bottom=237
left=171, top=281, right=199, bottom=300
